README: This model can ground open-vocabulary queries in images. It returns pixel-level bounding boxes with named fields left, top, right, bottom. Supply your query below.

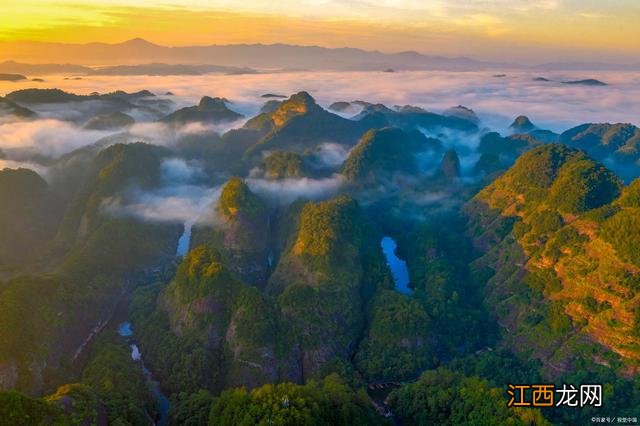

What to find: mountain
left=83, top=111, right=135, bottom=130
left=243, top=91, right=365, bottom=159
left=560, top=123, right=640, bottom=159
left=355, top=103, right=479, bottom=133
left=177, top=91, right=372, bottom=174
left=132, top=194, right=386, bottom=393
left=506, top=115, right=559, bottom=143
left=0, top=61, right=92, bottom=75
left=559, top=123, right=640, bottom=181
left=0, top=61, right=256, bottom=77
left=474, top=131, right=543, bottom=177
left=465, top=144, right=640, bottom=377
left=533, top=61, right=640, bottom=71
left=259, top=99, right=282, bottom=114
left=3, top=88, right=175, bottom=124
left=268, top=196, right=381, bottom=378
left=328, top=101, right=354, bottom=113
left=5, top=80, right=640, bottom=424
left=0, top=39, right=513, bottom=71
left=0, top=168, right=62, bottom=266
left=160, top=96, right=243, bottom=125
left=192, top=178, right=271, bottom=285
left=509, top=115, right=536, bottom=133
left=0, top=73, right=26, bottom=81
left=1, top=40, right=639, bottom=72
left=5, top=88, right=157, bottom=104
left=0, top=147, right=180, bottom=396
left=88, top=63, right=256, bottom=76
left=56, top=142, right=168, bottom=245
left=444, top=105, right=479, bottom=125
left=259, top=151, right=307, bottom=179
left=0, top=96, right=36, bottom=119
left=477, top=131, right=540, bottom=158
left=562, top=79, right=607, bottom=86
left=155, top=244, right=290, bottom=391
left=435, top=149, right=461, bottom=181
left=6, top=88, right=90, bottom=104
left=342, top=127, right=441, bottom=183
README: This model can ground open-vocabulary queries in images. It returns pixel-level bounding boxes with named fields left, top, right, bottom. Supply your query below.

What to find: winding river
left=118, top=322, right=170, bottom=426
left=380, top=236, right=412, bottom=295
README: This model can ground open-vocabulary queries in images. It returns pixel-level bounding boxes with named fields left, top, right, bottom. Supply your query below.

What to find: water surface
left=176, top=222, right=192, bottom=256
left=118, top=321, right=170, bottom=426
left=380, top=236, right=412, bottom=295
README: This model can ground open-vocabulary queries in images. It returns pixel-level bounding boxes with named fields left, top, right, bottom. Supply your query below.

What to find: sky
left=0, top=0, right=639, bottom=63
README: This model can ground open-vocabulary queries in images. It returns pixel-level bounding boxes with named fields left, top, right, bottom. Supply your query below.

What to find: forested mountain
left=1, top=85, right=639, bottom=425
left=0, top=168, right=62, bottom=266
left=466, top=145, right=640, bottom=376
left=161, top=97, right=243, bottom=125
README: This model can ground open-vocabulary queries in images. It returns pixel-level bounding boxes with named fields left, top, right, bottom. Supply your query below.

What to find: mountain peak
left=436, top=149, right=461, bottom=180
left=198, top=96, right=229, bottom=109
left=218, top=177, right=263, bottom=221
left=510, top=115, right=536, bottom=132
left=270, top=91, right=319, bottom=127
left=119, top=38, right=159, bottom=48
left=445, top=105, right=479, bottom=124
left=160, top=96, right=242, bottom=125
left=288, top=91, right=317, bottom=107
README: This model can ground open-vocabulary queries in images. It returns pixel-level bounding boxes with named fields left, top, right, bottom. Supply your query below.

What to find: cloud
left=0, top=158, right=49, bottom=176
left=102, top=184, right=222, bottom=225
left=0, top=117, right=240, bottom=163
left=247, top=174, right=344, bottom=204
left=309, top=143, right=351, bottom=168
left=102, top=157, right=221, bottom=225
left=109, top=69, right=635, bottom=134
left=0, top=119, right=110, bottom=158
left=160, top=158, right=205, bottom=183
left=1, top=70, right=640, bottom=165
left=7, top=69, right=632, bottom=234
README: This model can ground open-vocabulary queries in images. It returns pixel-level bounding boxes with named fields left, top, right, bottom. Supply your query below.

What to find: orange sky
left=0, top=1, right=639, bottom=63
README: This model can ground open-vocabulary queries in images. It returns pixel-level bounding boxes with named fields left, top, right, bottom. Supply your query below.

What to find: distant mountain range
left=0, top=39, right=638, bottom=74
left=0, top=60, right=257, bottom=76
left=0, top=38, right=512, bottom=71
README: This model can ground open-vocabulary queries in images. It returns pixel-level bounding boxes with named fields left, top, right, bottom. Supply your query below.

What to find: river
left=176, top=222, right=192, bottom=257
left=380, top=236, right=412, bottom=295
left=118, top=322, right=170, bottom=426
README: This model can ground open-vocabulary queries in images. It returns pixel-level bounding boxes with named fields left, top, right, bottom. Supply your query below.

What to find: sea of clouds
left=2, top=70, right=639, bottom=158
left=2, top=70, right=639, bottom=226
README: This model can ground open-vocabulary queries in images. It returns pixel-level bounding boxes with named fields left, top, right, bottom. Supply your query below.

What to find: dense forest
left=0, top=87, right=639, bottom=425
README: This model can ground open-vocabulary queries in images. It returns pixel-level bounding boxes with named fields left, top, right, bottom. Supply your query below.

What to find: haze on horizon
left=1, top=0, right=639, bottom=65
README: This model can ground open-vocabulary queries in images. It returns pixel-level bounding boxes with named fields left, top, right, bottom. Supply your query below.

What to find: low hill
left=160, top=96, right=243, bottom=125
left=6, top=88, right=91, bottom=103
left=562, top=79, right=607, bottom=86
left=355, top=103, right=478, bottom=133
left=0, top=73, right=26, bottom=81
left=83, top=111, right=135, bottom=130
